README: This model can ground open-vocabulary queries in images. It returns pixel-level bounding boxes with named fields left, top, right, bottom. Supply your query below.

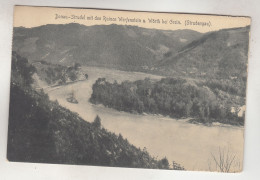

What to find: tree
left=208, top=147, right=239, bottom=172
left=92, top=115, right=101, bottom=128
left=69, top=72, right=77, bottom=81
left=11, top=51, right=36, bottom=87
left=74, top=63, right=81, bottom=70
left=172, top=161, right=185, bottom=170
left=158, top=157, right=169, bottom=169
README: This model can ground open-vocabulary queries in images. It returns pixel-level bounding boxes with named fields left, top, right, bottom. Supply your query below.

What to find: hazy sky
left=13, top=6, right=251, bottom=33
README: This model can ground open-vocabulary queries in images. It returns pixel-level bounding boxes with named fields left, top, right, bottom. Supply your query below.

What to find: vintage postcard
left=7, top=6, right=250, bottom=172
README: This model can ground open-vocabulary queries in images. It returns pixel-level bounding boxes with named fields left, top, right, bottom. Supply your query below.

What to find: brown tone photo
left=7, top=6, right=250, bottom=172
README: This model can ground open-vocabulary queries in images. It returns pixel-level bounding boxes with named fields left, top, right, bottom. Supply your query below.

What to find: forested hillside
left=158, top=26, right=250, bottom=80
left=33, top=61, right=87, bottom=86
left=90, top=77, right=245, bottom=125
left=7, top=52, right=184, bottom=170
left=12, top=23, right=201, bottom=70
left=12, top=24, right=249, bottom=81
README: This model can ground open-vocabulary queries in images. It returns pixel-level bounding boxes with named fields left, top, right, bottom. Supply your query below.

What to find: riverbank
left=38, top=66, right=244, bottom=171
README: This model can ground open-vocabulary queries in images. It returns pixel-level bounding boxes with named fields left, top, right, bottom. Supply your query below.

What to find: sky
left=13, top=6, right=251, bottom=33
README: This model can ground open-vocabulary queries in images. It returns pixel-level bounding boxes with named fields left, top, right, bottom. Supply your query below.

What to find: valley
left=38, top=66, right=244, bottom=171
left=10, top=23, right=250, bottom=172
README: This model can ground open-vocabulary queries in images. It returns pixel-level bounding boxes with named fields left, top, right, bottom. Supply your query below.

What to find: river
left=43, top=66, right=244, bottom=171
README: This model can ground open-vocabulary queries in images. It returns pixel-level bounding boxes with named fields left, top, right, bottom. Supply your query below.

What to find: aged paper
left=8, top=6, right=250, bottom=172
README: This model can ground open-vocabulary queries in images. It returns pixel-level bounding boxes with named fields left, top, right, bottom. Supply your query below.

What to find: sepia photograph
left=7, top=6, right=251, bottom=172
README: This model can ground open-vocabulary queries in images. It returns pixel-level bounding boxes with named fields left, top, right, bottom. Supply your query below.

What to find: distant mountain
left=12, top=23, right=202, bottom=69
left=158, top=26, right=250, bottom=80
left=12, top=23, right=250, bottom=80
